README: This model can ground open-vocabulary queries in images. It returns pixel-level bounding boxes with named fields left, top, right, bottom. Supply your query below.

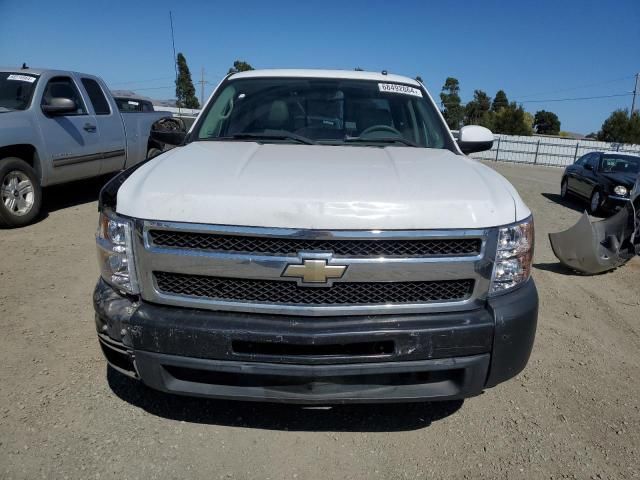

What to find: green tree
left=534, top=110, right=561, bottom=135
left=354, top=67, right=364, bottom=71
left=228, top=60, right=254, bottom=74
left=493, top=102, right=532, bottom=135
left=491, top=90, right=509, bottom=112
left=175, top=53, right=199, bottom=109
left=597, top=109, right=640, bottom=144
left=440, top=77, right=463, bottom=129
left=464, top=89, right=491, bottom=125
left=629, top=112, right=640, bottom=143
left=523, top=111, right=534, bottom=132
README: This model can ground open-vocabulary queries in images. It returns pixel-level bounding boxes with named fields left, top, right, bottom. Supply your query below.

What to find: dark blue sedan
left=561, top=152, right=639, bottom=214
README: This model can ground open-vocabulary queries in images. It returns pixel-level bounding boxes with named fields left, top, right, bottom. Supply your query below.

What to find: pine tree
left=439, top=77, right=463, bottom=129
left=175, top=53, right=199, bottom=109
left=228, top=60, right=254, bottom=74
left=491, top=90, right=508, bottom=112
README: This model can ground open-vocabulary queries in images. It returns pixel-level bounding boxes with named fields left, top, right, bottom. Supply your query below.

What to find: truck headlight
left=490, top=216, right=534, bottom=295
left=96, top=210, right=139, bottom=294
left=614, top=185, right=628, bottom=196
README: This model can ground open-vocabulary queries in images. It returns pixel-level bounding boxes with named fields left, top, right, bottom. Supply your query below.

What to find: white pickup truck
left=94, top=69, right=538, bottom=404
left=0, top=67, right=167, bottom=226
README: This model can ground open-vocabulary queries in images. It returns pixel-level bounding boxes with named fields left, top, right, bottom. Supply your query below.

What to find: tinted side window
left=587, top=153, right=600, bottom=170
left=575, top=154, right=590, bottom=166
left=42, top=76, right=86, bottom=115
left=81, top=78, right=111, bottom=115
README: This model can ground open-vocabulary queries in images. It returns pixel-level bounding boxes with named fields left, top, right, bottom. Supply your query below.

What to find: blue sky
left=1, top=0, right=638, bottom=133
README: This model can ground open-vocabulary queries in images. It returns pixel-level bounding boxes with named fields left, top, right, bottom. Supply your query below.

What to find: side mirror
left=457, top=125, right=494, bottom=154
left=41, top=97, right=77, bottom=116
left=150, top=117, right=187, bottom=146
left=584, top=164, right=593, bottom=171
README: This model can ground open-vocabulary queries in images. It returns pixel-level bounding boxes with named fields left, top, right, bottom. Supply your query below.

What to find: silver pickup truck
left=0, top=67, right=167, bottom=227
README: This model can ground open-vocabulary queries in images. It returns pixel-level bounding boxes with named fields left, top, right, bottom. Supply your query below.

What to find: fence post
left=533, top=139, right=541, bottom=165
left=495, top=137, right=501, bottom=161
left=573, top=142, right=580, bottom=162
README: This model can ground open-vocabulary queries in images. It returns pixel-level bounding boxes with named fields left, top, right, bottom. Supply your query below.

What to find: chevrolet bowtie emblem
left=282, top=259, right=347, bottom=284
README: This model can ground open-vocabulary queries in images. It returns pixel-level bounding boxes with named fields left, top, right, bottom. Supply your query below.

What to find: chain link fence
left=469, top=134, right=640, bottom=167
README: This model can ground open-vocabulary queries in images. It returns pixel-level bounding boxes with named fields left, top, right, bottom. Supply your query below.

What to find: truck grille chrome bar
left=154, top=272, right=475, bottom=306
left=134, top=221, right=497, bottom=316
left=148, top=230, right=482, bottom=257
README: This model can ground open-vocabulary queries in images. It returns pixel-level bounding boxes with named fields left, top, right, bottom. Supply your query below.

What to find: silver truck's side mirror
left=457, top=125, right=494, bottom=154
left=41, top=97, right=77, bottom=116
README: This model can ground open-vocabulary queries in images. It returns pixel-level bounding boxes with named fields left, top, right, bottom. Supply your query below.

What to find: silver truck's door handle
left=83, top=123, right=97, bottom=132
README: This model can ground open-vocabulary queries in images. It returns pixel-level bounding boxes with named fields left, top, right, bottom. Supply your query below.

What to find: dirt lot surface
left=0, top=161, right=638, bottom=479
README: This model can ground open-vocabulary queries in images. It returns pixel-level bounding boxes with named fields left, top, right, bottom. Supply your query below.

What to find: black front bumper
left=94, top=279, right=538, bottom=404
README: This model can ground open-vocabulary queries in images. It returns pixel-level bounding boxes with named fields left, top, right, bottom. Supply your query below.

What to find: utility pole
left=199, top=67, right=205, bottom=108
left=632, top=73, right=640, bottom=115
left=169, top=11, right=181, bottom=114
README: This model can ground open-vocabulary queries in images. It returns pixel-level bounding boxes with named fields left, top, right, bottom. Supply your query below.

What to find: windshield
left=193, top=77, right=451, bottom=149
left=0, top=72, right=39, bottom=111
left=600, top=156, right=640, bottom=175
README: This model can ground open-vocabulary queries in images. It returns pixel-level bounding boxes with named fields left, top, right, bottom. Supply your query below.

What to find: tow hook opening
left=99, top=336, right=138, bottom=378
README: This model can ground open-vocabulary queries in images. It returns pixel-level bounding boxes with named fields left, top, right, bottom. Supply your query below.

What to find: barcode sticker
left=378, top=83, right=422, bottom=97
left=7, top=74, right=36, bottom=83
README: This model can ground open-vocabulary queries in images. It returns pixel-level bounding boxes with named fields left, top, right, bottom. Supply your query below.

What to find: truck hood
left=117, top=141, right=529, bottom=230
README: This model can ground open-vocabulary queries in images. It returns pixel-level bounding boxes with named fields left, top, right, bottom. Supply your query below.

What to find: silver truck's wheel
left=0, top=157, right=42, bottom=227
left=147, top=147, right=162, bottom=159
left=2, top=171, right=34, bottom=215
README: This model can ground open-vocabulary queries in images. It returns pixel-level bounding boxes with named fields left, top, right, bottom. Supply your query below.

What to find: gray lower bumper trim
left=133, top=351, right=490, bottom=404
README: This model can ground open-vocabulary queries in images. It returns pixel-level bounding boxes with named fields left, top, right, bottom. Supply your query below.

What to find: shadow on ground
left=42, top=175, right=111, bottom=215
left=0, top=175, right=111, bottom=229
left=107, top=367, right=464, bottom=432
left=540, top=192, right=586, bottom=214
left=533, top=262, right=578, bottom=275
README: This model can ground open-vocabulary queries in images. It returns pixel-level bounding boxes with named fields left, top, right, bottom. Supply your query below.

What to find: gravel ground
left=0, top=161, right=638, bottom=480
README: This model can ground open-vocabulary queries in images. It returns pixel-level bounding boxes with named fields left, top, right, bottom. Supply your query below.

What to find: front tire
left=146, top=147, right=162, bottom=159
left=0, top=157, right=42, bottom=227
left=588, top=189, right=603, bottom=215
left=560, top=178, right=569, bottom=199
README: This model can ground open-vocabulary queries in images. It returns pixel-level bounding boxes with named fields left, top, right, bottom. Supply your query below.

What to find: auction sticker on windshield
left=378, top=83, right=422, bottom=97
left=7, top=74, right=37, bottom=83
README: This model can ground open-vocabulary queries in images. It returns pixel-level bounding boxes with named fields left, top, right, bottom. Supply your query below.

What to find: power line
left=513, top=75, right=635, bottom=100
left=125, top=85, right=174, bottom=91
left=517, top=92, right=632, bottom=103
left=110, top=76, right=175, bottom=87
left=441, top=92, right=632, bottom=108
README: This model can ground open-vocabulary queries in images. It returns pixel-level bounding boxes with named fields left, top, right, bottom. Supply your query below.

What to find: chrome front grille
left=148, top=230, right=482, bottom=257
left=154, top=271, right=475, bottom=306
left=134, top=221, right=497, bottom=316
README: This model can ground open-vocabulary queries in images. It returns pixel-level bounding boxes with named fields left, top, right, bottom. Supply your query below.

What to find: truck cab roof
left=0, top=67, right=101, bottom=80
left=228, top=69, right=421, bottom=86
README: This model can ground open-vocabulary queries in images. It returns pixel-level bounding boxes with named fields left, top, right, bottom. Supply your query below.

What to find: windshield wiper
left=208, top=132, right=317, bottom=145
left=343, top=136, right=419, bottom=147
